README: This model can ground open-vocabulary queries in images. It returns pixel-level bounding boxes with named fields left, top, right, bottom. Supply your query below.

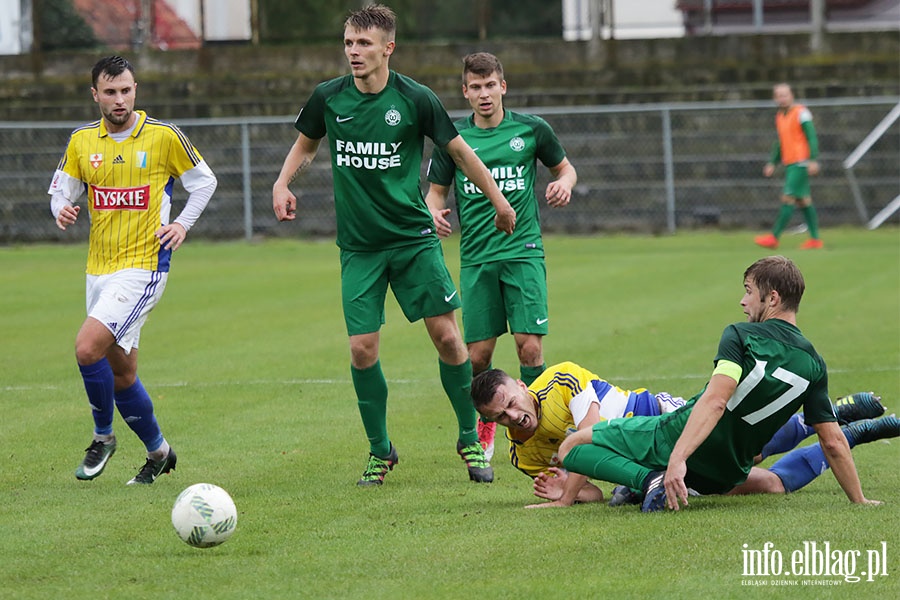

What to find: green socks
left=802, top=205, right=820, bottom=239
left=520, top=363, right=546, bottom=386
left=772, top=204, right=795, bottom=237
left=440, top=358, right=477, bottom=445
left=351, top=361, right=390, bottom=458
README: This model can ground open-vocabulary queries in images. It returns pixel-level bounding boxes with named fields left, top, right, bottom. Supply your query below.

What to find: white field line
left=4, top=366, right=898, bottom=393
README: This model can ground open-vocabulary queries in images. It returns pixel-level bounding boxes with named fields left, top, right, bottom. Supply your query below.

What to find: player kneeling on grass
left=552, top=256, right=882, bottom=511
left=472, top=258, right=900, bottom=506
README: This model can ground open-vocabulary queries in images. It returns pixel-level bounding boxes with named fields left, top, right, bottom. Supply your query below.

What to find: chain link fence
left=1, top=97, right=897, bottom=244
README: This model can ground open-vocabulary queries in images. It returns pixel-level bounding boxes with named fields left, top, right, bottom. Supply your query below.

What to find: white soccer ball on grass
left=171, top=483, right=237, bottom=548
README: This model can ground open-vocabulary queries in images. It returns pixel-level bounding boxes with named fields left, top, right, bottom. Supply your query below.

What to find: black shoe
left=127, top=447, right=177, bottom=485
left=457, top=440, right=494, bottom=483
left=608, top=485, right=642, bottom=507
left=834, top=392, right=886, bottom=425
left=75, top=437, right=117, bottom=480
left=357, top=444, right=399, bottom=486
left=844, top=415, right=900, bottom=446
left=640, top=471, right=667, bottom=513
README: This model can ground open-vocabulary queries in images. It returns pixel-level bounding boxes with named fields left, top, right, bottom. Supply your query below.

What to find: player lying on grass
left=541, top=257, right=884, bottom=511
left=471, top=362, right=894, bottom=507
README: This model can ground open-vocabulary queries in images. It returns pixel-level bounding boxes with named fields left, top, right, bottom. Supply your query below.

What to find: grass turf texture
left=1, top=227, right=898, bottom=599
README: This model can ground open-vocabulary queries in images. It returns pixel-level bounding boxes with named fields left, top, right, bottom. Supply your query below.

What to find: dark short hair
left=470, top=368, right=512, bottom=412
left=91, top=56, right=134, bottom=89
left=345, top=3, right=396, bottom=37
left=462, top=52, right=504, bottom=86
left=744, top=255, right=805, bottom=313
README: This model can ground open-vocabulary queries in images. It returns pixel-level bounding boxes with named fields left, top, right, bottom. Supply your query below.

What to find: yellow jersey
left=507, top=361, right=661, bottom=477
left=53, top=110, right=203, bottom=274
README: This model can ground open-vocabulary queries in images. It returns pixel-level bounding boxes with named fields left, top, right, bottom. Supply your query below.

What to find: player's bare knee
left=513, top=334, right=542, bottom=364
left=74, top=338, right=107, bottom=366
left=468, top=347, right=493, bottom=373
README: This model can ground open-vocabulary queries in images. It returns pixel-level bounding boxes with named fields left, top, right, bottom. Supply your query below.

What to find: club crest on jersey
left=90, top=153, right=103, bottom=169
left=136, top=151, right=147, bottom=168
left=384, top=108, right=401, bottom=126
left=509, top=137, right=525, bottom=152
left=91, top=184, right=151, bottom=211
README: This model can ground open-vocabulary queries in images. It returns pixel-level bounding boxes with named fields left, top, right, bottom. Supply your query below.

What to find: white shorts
left=86, top=269, right=168, bottom=353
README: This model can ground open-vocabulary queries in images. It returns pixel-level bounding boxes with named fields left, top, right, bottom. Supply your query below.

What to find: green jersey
left=427, top=110, right=566, bottom=267
left=296, top=71, right=459, bottom=251
left=675, top=318, right=833, bottom=489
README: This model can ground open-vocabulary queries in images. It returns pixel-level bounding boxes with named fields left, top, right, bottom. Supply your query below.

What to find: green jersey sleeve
left=801, top=120, right=819, bottom=160
left=294, top=87, right=326, bottom=139
left=532, top=116, right=567, bottom=168
left=427, top=141, right=455, bottom=186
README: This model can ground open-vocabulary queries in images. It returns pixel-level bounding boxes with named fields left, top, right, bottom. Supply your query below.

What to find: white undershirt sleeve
left=48, top=170, right=85, bottom=219
left=173, top=160, right=217, bottom=232
left=569, top=385, right=602, bottom=428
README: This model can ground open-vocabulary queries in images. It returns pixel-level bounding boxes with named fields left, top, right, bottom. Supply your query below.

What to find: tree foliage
left=258, top=0, right=562, bottom=43
left=41, top=0, right=99, bottom=51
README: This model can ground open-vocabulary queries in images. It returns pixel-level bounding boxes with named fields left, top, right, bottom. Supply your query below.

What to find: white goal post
left=843, top=102, right=900, bottom=230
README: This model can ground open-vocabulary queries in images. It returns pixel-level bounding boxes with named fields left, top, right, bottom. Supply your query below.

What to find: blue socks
left=114, top=377, right=164, bottom=453
left=768, top=428, right=857, bottom=492
left=760, top=414, right=815, bottom=459
left=79, top=358, right=115, bottom=436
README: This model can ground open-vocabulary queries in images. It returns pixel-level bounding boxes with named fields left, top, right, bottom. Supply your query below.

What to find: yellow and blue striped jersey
left=52, top=110, right=203, bottom=274
left=508, top=361, right=661, bottom=477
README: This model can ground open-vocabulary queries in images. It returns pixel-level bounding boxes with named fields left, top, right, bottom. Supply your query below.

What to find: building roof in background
left=72, top=0, right=200, bottom=50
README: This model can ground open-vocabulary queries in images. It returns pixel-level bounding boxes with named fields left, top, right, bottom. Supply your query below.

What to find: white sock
left=149, top=439, right=170, bottom=461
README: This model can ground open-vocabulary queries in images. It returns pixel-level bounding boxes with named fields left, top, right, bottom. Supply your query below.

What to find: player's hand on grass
left=856, top=498, right=883, bottom=506
left=532, top=467, right=566, bottom=501
left=763, top=163, right=776, bottom=178
left=273, top=186, right=297, bottom=221
left=525, top=499, right=572, bottom=509
left=55, top=204, right=80, bottom=230
left=664, top=460, right=690, bottom=511
left=430, top=207, right=453, bottom=238
left=156, top=222, right=187, bottom=251
left=545, top=180, right=571, bottom=207
left=808, top=160, right=820, bottom=176
left=493, top=203, right=516, bottom=235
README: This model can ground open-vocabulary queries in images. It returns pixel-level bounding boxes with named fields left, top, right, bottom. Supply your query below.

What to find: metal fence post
left=661, top=107, right=676, bottom=233
left=241, top=121, right=252, bottom=240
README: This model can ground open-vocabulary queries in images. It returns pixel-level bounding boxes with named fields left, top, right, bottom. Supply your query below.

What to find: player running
left=49, top=55, right=217, bottom=485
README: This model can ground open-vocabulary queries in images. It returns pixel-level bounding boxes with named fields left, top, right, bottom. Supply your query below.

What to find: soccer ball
left=171, top=483, right=237, bottom=548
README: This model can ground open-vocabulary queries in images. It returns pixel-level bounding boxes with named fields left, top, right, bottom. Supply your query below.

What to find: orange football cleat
left=754, top=233, right=779, bottom=249
left=800, top=239, right=824, bottom=250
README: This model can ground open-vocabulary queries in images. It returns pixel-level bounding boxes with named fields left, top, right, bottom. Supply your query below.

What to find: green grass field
left=1, top=227, right=898, bottom=599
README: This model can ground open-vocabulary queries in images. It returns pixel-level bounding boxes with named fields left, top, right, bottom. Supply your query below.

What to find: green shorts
left=783, top=163, right=811, bottom=199
left=566, top=410, right=744, bottom=495
left=459, top=258, right=548, bottom=344
left=339, top=240, right=461, bottom=336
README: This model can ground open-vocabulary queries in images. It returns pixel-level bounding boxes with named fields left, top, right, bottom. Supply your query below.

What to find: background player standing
left=49, top=55, right=217, bottom=485
left=272, top=5, right=515, bottom=486
left=755, top=83, right=822, bottom=250
left=426, top=52, right=576, bottom=459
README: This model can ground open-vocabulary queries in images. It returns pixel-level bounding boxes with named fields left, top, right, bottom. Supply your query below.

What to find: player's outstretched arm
left=665, top=373, right=735, bottom=510
left=811, top=421, right=881, bottom=505
left=530, top=467, right=604, bottom=505
left=273, top=132, right=321, bottom=222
